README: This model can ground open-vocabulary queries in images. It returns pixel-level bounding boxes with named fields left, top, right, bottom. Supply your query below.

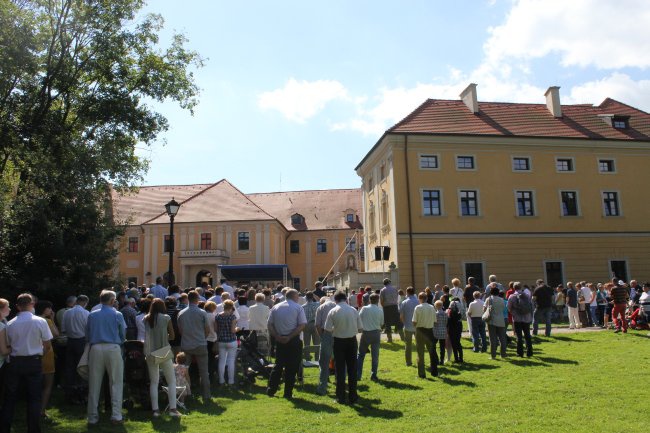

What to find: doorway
left=196, top=269, right=213, bottom=288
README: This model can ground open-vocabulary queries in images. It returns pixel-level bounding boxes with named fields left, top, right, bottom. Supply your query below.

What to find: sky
left=137, top=0, right=650, bottom=193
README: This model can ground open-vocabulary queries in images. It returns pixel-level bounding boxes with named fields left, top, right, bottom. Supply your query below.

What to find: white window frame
left=555, top=156, right=576, bottom=173
left=511, top=155, right=532, bottom=173
left=558, top=190, right=581, bottom=217
left=237, top=231, right=250, bottom=251
left=418, top=153, right=441, bottom=171
left=420, top=188, right=444, bottom=217
left=601, top=190, right=622, bottom=217
left=455, top=154, right=477, bottom=171
left=457, top=188, right=480, bottom=217
left=316, top=238, right=327, bottom=254
left=514, top=189, right=537, bottom=217
left=597, top=158, right=617, bottom=174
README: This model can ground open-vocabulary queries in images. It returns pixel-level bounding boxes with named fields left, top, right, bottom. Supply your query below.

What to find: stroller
left=237, top=332, right=273, bottom=386
left=123, top=340, right=150, bottom=410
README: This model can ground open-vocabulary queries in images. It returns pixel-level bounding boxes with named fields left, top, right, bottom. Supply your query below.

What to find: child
left=174, top=352, right=191, bottom=404
left=433, top=301, right=448, bottom=365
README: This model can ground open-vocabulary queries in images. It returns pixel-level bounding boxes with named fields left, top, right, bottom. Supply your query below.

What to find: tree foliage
left=0, top=0, right=203, bottom=302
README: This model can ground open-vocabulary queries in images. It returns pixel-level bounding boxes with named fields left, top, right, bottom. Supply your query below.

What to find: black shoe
left=370, top=374, right=379, bottom=382
left=349, top=395, right=359, bottom=404
left=418, top=374, right=426, bottom=379
left=430, top=370, right=438, bottom=377
left=283, top=394, right=293, bottom=400
left=266, top=388, right=276, bottom=397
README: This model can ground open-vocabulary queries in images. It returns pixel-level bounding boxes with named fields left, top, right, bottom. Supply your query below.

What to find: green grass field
left=17, top=329, right=650, bottom=433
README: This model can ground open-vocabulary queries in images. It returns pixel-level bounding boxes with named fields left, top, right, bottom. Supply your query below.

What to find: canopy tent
left=218, top=264, right=292, bottom=287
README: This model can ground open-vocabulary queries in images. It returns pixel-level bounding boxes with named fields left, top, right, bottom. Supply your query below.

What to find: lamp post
left=165, top=198, right=181, bottom=287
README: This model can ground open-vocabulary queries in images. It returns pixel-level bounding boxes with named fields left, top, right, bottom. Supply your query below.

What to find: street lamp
left=165, top=198, right=181, bottom=287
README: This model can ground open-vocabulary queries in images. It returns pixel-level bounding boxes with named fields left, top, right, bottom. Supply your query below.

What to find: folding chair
left=162, top=385, right=187, bottom=411
left=298, top=345, right=320, bottom=385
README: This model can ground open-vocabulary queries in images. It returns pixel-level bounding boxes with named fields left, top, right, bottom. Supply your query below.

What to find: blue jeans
left=590, top=306, right=599, bottom=326
left=357, top=330, right=380, bottom=379
left=470, top=317, right=487, bottom=352
left=317, top=332, right=333, bottom=394
left=532, top=306, right=553, bottom=336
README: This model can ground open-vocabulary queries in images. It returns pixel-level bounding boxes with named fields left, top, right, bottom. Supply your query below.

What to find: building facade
left=356, top=84, right=650, bottom=289
left=112, top=180, right=363, bottom=289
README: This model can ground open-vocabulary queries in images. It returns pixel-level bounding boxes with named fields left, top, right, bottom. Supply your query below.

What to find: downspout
left=403, top=134, right=416, bottom=287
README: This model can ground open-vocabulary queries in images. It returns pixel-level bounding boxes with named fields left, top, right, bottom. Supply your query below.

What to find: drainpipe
left=403, top=134, right=416, bottom=287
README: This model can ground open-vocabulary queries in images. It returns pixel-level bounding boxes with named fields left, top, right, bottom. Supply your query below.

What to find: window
left=163, top=235, right=172, bottom=253
left=346, top=213, right=355, bottom=223
left=369, top=202, right=376, bottom=233
left=238, top=232, right=250, bottom=250
left=459, top=190, right=479, bottom=216
left=464, top=263, right=484, bottom=288
left=359, top=244, right=365, bottom=261
left=602, top=192, right=620, bottom=216
left=291, top=213, right=304, bottom=225
left=456, top=155, right=475, bottom=170
left=556, top=158, right=574, bottom=172
left=316, top=239, right=327, bottom=253
left=516, top=191, right=535, bottom=216
left=419, top=154, right=439, bottom=169
left=613, top=118, right=628, bottom=129
left=128, top=237, right=139, bottom=253
left=289, top=240, right=300, bottom=254
left=200, top=233, right=212, bottom=250
left=599, top=159, right=615, bottom=173
left=380, top=193, right=388, bottom=227
left=560, top=191, right=579, bottom=216
left=346, top=237, right=356, bottom=252
left=422, top=190, right=441, bottom=216
left=545, top=262, right=564, bottom=288
left=293, top=278, right=301, bottom=290
left=512, top=157, right=531, bottom=171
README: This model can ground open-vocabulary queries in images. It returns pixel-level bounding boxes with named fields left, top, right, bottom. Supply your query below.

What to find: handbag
left=77, top=343, right=90, bottom=380
left=482, top=298, right=493, bottom=322
left=150, top=345, right=173, bottom=366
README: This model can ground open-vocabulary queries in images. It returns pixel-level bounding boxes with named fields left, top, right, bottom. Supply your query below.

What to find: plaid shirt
left=303, top=301, right=320, bottom=323
left=433, top=310, right=448, bottom=340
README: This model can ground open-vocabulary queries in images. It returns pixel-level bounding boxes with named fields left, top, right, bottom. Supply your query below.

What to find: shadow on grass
left=548, top=335, right=590, bottom=343
left=438, top=376, right=477, bottom=387
left=375, top=378, right=422, bottom=391
left=149, top=417, right=187, bottom=432
left=507, top=358, right=549, bottom=367
left=351, top=397, right=403, bottom=419
left=536, top=356, right=578, bottom=365
left=290, top=396, right=340, bottom=413
left=456, top=362, right=499, bottom=372
left=379, top=343, right=404, bottom=352
left=183, top=399, right=226, bottom=417
left=627, top=331, right=650, bottom=339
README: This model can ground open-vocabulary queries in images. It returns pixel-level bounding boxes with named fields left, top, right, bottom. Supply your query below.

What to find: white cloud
left=484, top=0, right=650, bottom=69
left=257, top=78, right=350, bottom=123
left=566, top=73, right=650, bottom=110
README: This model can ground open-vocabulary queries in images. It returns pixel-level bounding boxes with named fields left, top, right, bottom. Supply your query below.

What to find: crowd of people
left=0, top=274, right=648, bottom=432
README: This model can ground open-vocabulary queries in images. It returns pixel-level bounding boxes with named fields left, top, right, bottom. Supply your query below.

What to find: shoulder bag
left=150, top=345, right=174, bottom=365
left=482, top=297, right=493, bottom=322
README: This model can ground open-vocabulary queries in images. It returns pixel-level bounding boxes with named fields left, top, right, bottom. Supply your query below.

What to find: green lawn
left=19, top=329, right=650, bottom=433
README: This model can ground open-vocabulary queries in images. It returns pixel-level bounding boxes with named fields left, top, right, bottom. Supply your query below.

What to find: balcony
left=180, top=249, right=229, bottom=258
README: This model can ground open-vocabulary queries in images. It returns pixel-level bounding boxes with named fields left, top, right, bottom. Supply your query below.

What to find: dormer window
left=599, top=114, right=630, bottom=130
left=291, top=213, right=304, bottom=225
left=346, top=213, right=355, bottom=223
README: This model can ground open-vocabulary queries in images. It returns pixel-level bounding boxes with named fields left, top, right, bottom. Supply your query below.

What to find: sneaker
left=152, top=411, right=161, bottom=418
left=168, top=409, right=182, bottom=418
left=614, top=329, right=621, bottom=333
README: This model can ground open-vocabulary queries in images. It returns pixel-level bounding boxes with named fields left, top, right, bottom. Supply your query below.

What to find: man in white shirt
left=412, top=292, right=438, bottom=378
left=467, top=291, right=487, bottom=353
left=220, top=278, right=234, bottom=298
left=1, top=293, right=53, bottom=433
left=357, top=293, right=384, bottom=381
left=324, top=291, right=362, bottom=404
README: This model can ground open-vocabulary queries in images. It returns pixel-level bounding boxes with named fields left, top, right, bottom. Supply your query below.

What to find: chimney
left=459, top=83, right=479, bottom=114
left=544, top=86, right=562, bottom=118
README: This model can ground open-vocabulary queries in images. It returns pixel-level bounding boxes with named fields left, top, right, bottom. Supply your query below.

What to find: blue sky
left=137, top=0, right=650, bottom=193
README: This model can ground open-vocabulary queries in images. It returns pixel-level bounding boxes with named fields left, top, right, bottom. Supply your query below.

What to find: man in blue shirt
left=86, top=290, right=126, bottom=426
left=399, top=287, right=419, bottom=366
left=150, top=277, right=169, bottom=299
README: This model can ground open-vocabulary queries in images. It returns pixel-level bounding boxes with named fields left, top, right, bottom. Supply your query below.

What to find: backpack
left=448, top=300, right=462, bottom=322
left=515, top=293, right=533, bottom=315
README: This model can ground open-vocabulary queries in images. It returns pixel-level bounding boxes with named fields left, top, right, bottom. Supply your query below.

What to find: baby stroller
left=123, top=340, right=150, bottom=410
left=238, top=332, right=273, bottom=386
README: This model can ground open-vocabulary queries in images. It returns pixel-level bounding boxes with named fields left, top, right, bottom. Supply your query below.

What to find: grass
left=14, top=329, right=650, bottom=433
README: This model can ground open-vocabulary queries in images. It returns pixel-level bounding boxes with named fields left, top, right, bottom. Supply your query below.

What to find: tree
left=0, top=0, right=203, bottom=302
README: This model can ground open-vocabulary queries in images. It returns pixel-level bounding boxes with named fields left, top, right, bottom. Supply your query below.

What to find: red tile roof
left=111, top=183, right=212, bottom=225
left=388, top=97, right=650, bottom=140
left=247, top=189, right=363, bottom=231
left=144, top=180, right=277, bottom=225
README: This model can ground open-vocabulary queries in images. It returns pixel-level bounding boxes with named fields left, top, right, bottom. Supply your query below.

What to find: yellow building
left=112, top=180, right=363, bottom=289
left=355, top=84, right=650, bottom=289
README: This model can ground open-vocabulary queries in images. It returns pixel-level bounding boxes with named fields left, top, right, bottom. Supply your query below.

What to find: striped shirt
left=610, top=286, right=629, bottom=305
left=302, top=301, right=320, bottom=323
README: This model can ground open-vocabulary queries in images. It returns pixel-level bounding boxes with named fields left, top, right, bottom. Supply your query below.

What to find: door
left=610, top=260, right=628, bottom=282
left=427, top=264, right=446, bottom=287
left=545, top=261, right=563, bottom=288
left=464, top=263, right=484, bottom=288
